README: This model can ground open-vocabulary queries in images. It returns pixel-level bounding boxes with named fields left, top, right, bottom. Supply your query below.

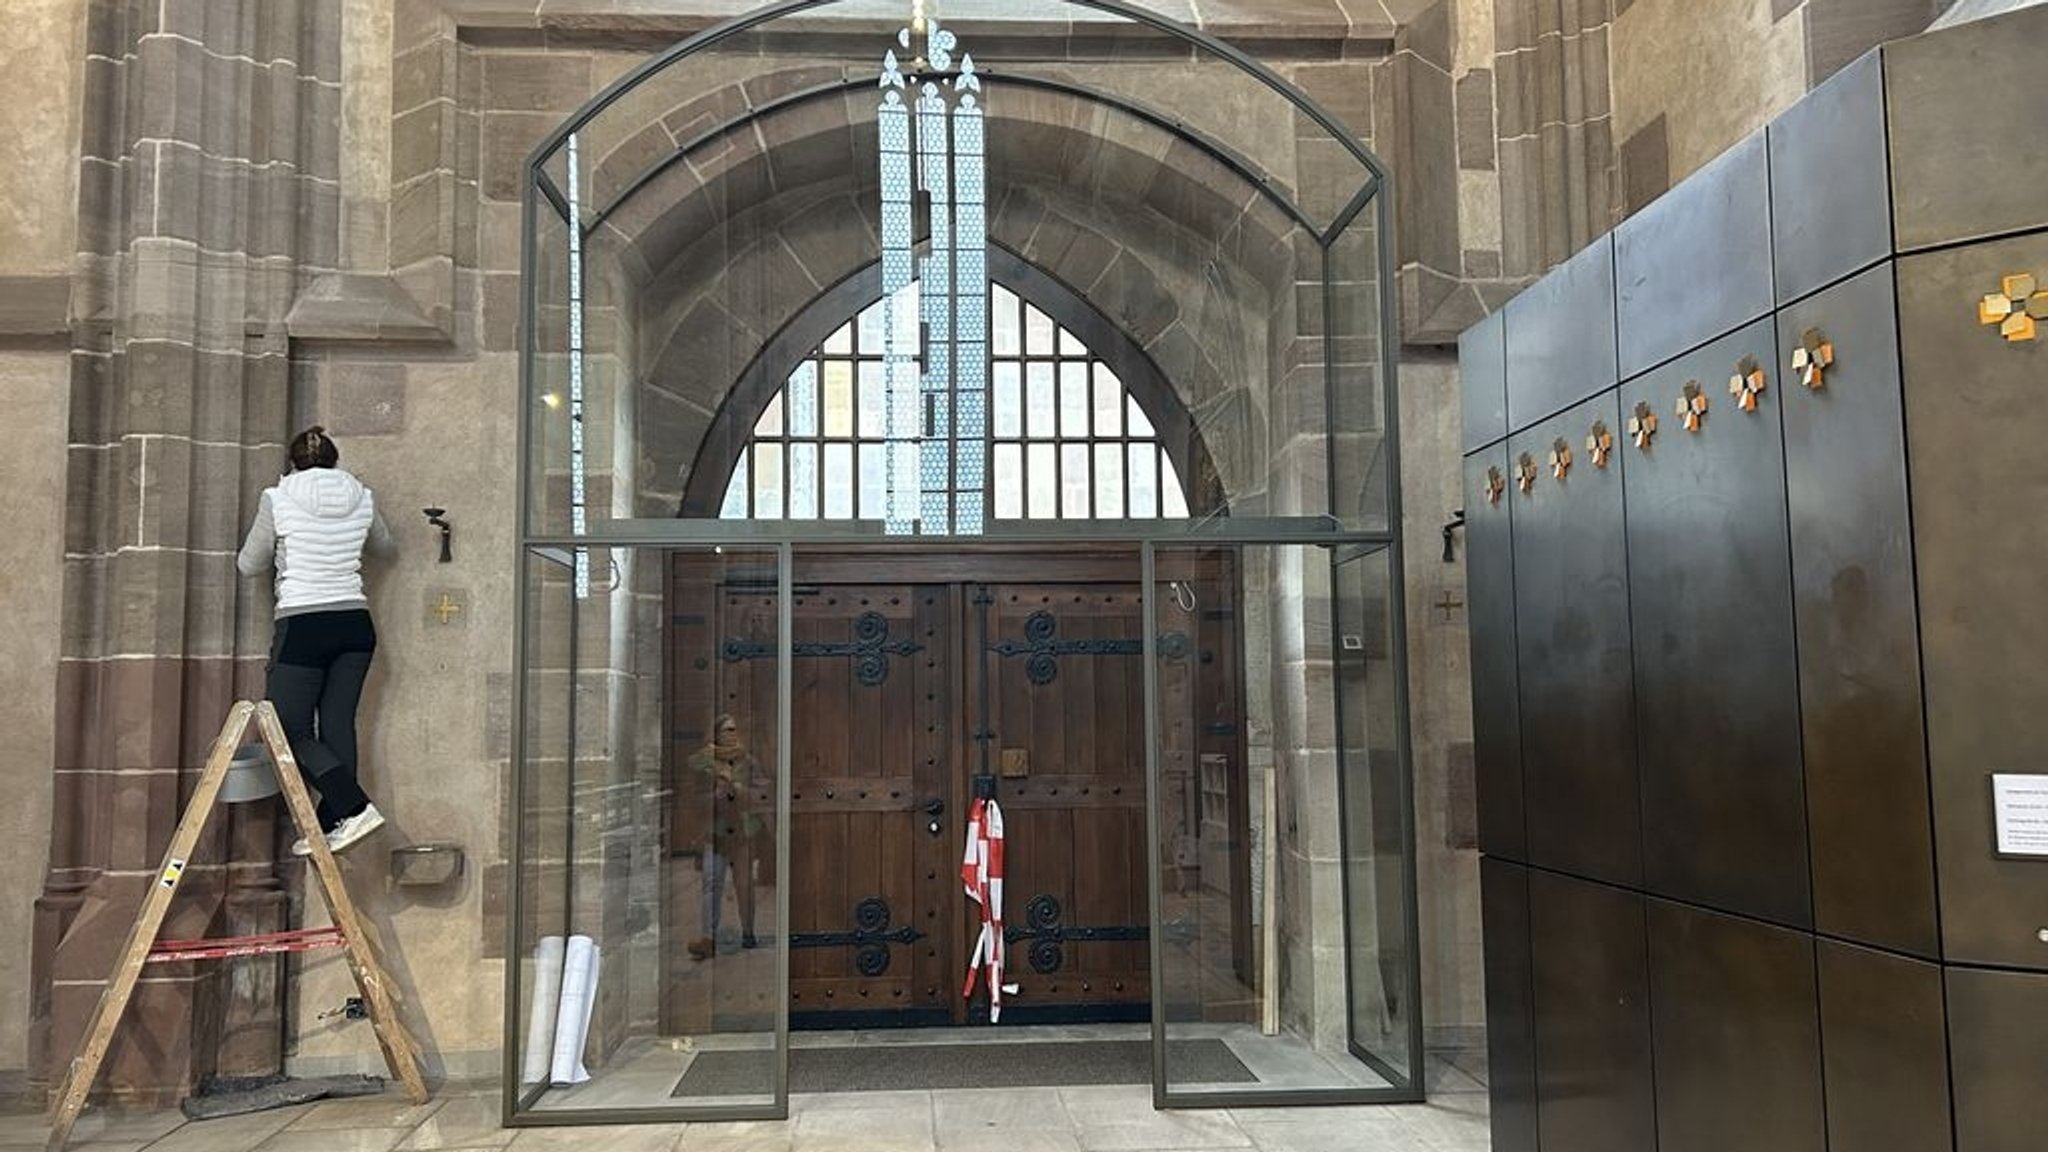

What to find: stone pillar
left=1493, top=0, right=1619, bottom=276
left=32, top=0, right=343, bottom=1104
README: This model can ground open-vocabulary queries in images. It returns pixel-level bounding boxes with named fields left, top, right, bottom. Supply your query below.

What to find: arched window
left=719, top=280, right=1191, bottom=522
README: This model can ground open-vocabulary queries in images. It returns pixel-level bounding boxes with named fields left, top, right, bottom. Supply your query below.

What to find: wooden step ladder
left=44, top=700, right=429, bottom=1151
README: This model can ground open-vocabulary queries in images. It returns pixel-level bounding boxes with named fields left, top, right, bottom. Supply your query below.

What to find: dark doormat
left=672, top=1038, right=1255, bottom=1096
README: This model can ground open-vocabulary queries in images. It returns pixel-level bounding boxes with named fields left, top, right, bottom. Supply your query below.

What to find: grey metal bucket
left=221, top=744, right=282, bottom=803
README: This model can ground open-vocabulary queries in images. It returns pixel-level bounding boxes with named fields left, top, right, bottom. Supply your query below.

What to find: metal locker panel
left=1529, top=871, right=1656, bottom=1152
left=1615, top=133, right=1776, bottom=379
left=1898, top=231, right=2048, bottom=971
left=1646, top=901, right=1826, bottom=1152
left=1463, top=308, right=1508, bottom=452
left=1481, top=858, right=1539, bottom=1152
left=1504, top=236, right=1619, bottom=432
left=1621, top=317, right=1810, bottom=927
left=1816, top=941, right=1953, bottom=1152
left=1779, top=263, right=1938, bottom=958
left=1509, top=391, right=1642, bottom=887
left=1886, top=5, right=2048, bottom=252
left=1947, top=966, right=2048, bottom=1152
left=1466, top=444, right=1526, bottom=861
left=1769, top=51, right=1893, bottom=304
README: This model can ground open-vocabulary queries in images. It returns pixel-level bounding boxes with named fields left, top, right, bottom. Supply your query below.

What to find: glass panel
left=788, top=442, right=818, bottom=520
left=823, top=321, right=852, bottom=355
left=756, top=394, right=784, bottom=438
left=722, top=452, right=750, bottom=519
left=1127, top=395, right=1155, bottom=438
left=1094, top=443, right=1124, bottom=519
left=823, top=362, right=854, bottom=438
left=1330, top=207, right=1389, bottom=531
left=1162, top=462, right=1190, bottom=520
left=994, top=443, right=1023, bottom=521
left=1152, top=543, right=1404, bottom=1102
left=1060, top=443, right=1089, bottom=518
left=1093, top=366, right=1122, bottom=436
left=1024, top=304, right=1055, bottom=356
left=517, top=544, right=785, bottom=1118
left=1026, top=364, right=1056, bottom=439
left=859, top=443, right=887, bottom=520
left=1128, top=445, right=1158, bottom=519
left=993, top=362, right=1022, bottom=438
left=992, top=283, right=1021, bottom=355
left=824, top=443, right=855, bottom=519
left=787, top=363, right=818, bottom=438
left=858, top=362, right=886, bottom=438
left=857, top=295, right=888, bottom=352
left=1336, top=546, right=1414, bottom=1086
left=753, top=443, right=783, bottom=520
left=1058, top=324, right=1086, bottom=356
left=1027, top=443, right=1056, bottom=519
left=1059, top=362, right=1089, bottom=438
left=513, top=548, right=572, bottom=1102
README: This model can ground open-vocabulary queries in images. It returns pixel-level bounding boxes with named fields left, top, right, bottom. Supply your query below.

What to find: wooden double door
left=666, top=550, right=1244, bottom=1031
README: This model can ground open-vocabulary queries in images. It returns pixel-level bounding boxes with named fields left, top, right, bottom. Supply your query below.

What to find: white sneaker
left=325, top=804, right=387, bottom=854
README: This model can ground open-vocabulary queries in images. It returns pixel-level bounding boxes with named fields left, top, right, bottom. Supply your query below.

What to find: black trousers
left=266, top=609, right=376, bottom=831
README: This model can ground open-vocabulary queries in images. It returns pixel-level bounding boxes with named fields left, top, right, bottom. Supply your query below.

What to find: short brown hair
left=288, top=426, right=339, bottom=472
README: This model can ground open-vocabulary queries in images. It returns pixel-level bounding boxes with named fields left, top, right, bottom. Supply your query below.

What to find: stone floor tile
left=933, top=1087, right=1068, bottom=1131
left=792, top=1104, right=933, bottom=1144
left=61, top=1142, right=152, bottom=1152
left=789, top=1089, right=929, bottom=1115
left=503, top=1124, right=683, bottom=1151
left=672, top=1121, right=794, bottom=1152
left=1073, top=1110, right=1251, bottom=1151
left=287, top=1096, right=444, bottom=1131
left=63, top=1111, right=185, bottom=1145
left=1392, top=1102, right=1490, bottom=1151
left=255, top=1127, right=410, bottom=1152
left=1055, top=1085, right=1154, bottom=1127
left=395, top=1094, right=514, bottom=1150
left=137, top=1109, right=304, bottom=1152
left=939, top=1130, right=1084, bottom=1152
left=1238, top=1115, right=1422, bottom=1152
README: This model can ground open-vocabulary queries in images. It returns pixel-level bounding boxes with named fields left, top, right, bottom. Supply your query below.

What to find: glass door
left=1146, top=540, right=1421, bottom=1105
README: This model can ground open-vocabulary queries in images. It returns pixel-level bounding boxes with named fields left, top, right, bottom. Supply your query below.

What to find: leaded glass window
left=721, top=281, right=1189, bottom=523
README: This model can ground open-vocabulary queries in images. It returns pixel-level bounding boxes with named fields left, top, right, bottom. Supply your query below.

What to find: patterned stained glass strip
left=565, top=133, right=590, bottom=598
left=878, top=70, right=917, bottom=536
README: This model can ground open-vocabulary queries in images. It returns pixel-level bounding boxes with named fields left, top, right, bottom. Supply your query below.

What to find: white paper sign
left=1991, top=774, right=2048, bottom=858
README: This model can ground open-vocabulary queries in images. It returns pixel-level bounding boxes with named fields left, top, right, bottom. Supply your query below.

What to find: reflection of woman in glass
left=687, top=713, right=762, bottom=959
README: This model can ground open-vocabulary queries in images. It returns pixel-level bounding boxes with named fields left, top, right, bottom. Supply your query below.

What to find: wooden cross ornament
left=1628, top=402, right=1658, bottom=449
left=1586, top=420, right=1614, bottom=469
left=1728, top=355, right=1767, bottom=412
left=1547, top=437, right=1573, bottom=481
left=1676, top=381, right=1708, bottom=432
left=1792, top=328, right=1834, bottom=389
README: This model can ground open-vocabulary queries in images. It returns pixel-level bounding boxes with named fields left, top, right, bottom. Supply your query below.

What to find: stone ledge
left=0, top=275, right=72, bottom=337
left=286, top=272, right=448, bottom=344
left=1400, top=262, right=1533, bottom=346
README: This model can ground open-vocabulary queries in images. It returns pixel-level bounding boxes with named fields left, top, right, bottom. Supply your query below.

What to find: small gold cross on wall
left=433, top=594, right=463, bottom=625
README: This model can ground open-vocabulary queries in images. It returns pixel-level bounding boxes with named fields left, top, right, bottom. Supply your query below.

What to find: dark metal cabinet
left=1886, top=8, right=2048, bottom=251
left=1622, top=318, right=1809, bottom=927
left=1504, top=237, right=1618, bottom=432
left=1947, top=967, right=2048, bottom=1152
left=1480, top=859, right=1539, bottom=1152
left=1899, top=230, right=2048, bottom=972
left=1509, top=393, right=1641, bottom=887
left=1646, top=901, right=1826, bottom=1152
left=1779, top=265, right=1938, bottom=958
left=1528, top=872, right=1655, bottom=1152
left=1614, top=133, right=1775, bottom=378
left=1816, top=941, right=1953, bottom=1152
left=1462, top=308, right=1507, bottom=453
left=1465, top=445, right=1525, bottom=861
left=1769, top=51, right=1892, bottom=304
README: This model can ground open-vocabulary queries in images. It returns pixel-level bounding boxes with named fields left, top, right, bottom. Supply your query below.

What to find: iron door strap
left=787, top=897, right=926, bottom=977
left=987, top=609, right=1188, bottom=685
left=1004, top=894, right=1149, bottom=974
left=722, top=610, right=923, bottom=685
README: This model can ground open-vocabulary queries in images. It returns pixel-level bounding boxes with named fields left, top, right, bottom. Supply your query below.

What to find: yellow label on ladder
left=159, top=858, right=185, bottom=890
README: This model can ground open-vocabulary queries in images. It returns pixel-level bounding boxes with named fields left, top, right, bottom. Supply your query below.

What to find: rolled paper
left=550, top=935, right=600, bottom=1086
left=521, top=935, right=565, bottom=1086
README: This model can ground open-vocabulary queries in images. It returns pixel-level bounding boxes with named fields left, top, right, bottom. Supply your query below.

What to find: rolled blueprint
left=549, top=935, right=601, bottom=1085
left=521, top=935, right=565, bottom=1085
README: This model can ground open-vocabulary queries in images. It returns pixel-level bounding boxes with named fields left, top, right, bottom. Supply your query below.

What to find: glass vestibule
left=514, top=0, right=1414, bottom=1124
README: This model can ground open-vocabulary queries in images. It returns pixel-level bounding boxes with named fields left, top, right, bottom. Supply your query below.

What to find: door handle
left=925, top=797, right=945, bottom=837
